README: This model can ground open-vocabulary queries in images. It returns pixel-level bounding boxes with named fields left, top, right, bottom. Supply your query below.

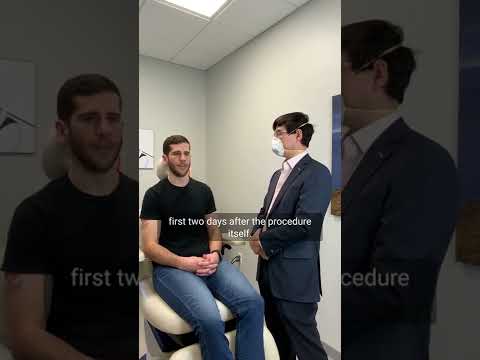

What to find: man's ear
left=373, top=59, right=389, bottom=89
left=55, top=119, right=69, bottom=144
left=43, top=122, right=70, bottom=179
left=157, top=156, right=169, bottom=180
left=296, top=129, right=304, bottom=144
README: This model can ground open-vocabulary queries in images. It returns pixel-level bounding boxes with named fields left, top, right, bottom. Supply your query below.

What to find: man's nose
left=96, top=117, right=113, bottom=135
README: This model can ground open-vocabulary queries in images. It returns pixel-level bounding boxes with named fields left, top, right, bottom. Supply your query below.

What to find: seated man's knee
left=247, top=293, right=265, bottom=315
left=194, top=314, right=224, bottom=333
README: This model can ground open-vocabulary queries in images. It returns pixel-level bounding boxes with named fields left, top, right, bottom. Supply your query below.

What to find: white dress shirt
left=267, top=150, right=309, bottom=216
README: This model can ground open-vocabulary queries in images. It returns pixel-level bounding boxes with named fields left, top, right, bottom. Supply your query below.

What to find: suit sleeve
left=342, top=148, right=459, bottom=338
left=259, top=165, right=332, bottom=257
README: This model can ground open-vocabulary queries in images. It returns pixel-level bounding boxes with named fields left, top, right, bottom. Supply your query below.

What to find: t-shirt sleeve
left=1, top=199, right=51, bottom=274
left=205, top=186, right=216, bottom=215
left=140, top=188, right=162, bottom=220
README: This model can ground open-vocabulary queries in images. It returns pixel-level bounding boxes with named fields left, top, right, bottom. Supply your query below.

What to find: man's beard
left=168, top=162, right=190, bottom=178
left=69, top=134, right=122, bottom=173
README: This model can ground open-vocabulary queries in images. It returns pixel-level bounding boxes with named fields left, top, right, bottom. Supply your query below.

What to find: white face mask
left=342, top=43, right=402, bottom=124
left=271, top=137, right=285, bottom=157
left=271, top=122, right=309, bottom=157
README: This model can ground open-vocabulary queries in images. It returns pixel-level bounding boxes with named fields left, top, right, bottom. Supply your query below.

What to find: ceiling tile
left=215, top=0, right=296, bottom=36
left=139, top=0, right=208, bottom=61
left=172, top=20, right=255, bottom=69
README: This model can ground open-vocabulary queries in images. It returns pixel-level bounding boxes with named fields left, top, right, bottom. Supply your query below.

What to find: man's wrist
left=173, top=255, right=185, bottom=269
left=210, top=249, right=222, bottom=262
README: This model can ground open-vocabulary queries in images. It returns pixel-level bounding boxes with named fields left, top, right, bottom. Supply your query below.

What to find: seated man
left=2, top=74, right=138, bottom=360
left=140, top=135, right=265, bottom=360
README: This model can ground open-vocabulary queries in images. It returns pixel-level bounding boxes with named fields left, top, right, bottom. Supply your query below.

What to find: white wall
left=0, top=0, right=138, bottom=344
left=343, top=0, right=480, bottom=358
left=206, top=0, right=341, bottom=352
left=139, top=56, right=207, bottom=203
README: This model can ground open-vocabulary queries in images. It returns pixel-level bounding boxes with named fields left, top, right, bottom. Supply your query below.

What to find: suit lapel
left=342, top=118, right=411, bottom=214
left=269, top=154, right=312, bottom=215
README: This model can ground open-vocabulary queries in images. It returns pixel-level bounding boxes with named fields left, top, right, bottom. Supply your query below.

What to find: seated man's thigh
left=206, top=260, right=262, bottom=311
left=152, top=266, right=221, bottom=323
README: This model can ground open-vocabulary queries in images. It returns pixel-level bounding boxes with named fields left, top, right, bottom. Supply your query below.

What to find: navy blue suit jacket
left=252, top=154, right=332, bottom=303
left=342, top=119, right=458, bottom=359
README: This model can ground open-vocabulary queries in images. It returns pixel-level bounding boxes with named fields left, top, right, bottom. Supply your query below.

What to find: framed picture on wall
left=0, top=59, right=36, bottom=154
left=139, top=129, right=154, bottom=169
left=331, top=94, right=342, bottom=216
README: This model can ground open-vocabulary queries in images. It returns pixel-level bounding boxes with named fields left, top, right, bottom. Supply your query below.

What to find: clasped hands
left=181, top=252, right=220, bottom=276
left=249, top=229, right=268, bottom=260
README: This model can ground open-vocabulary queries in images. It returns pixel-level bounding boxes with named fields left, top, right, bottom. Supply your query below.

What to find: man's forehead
left=170, top=143, right=190, bottom=150
left=73, top=92, right=120, bottom=110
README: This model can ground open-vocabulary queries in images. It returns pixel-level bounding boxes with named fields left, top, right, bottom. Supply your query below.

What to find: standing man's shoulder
left=390, top=125, right=458, bottom=210
left=302, top=156, right=332, bottom=200
left=406, top=129, right=456, bottom=169
left=392, top=125, right=457, bottom=184
left=306, top=156, right=332, bottom=178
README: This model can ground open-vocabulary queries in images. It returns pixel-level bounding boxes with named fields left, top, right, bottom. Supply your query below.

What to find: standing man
left=2, top=74, right=138, bottom=359
left=341, top=20, right=458, bottom=359
left=249, top=112, right=332, bottom=360
left=140, top=135, right=265, bottom=360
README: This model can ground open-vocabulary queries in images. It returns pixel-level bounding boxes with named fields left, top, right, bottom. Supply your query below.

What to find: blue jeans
left=152, top=260, right=265, bottom=360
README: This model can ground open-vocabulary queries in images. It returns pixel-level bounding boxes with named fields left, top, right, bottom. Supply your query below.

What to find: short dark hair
left=163, top=135, right=190, bottom=155
left=57, top=74, right=122, bottom=121
left=272, top=112, right=314, bottom=147
left=342, top=20, right=416, bottom=103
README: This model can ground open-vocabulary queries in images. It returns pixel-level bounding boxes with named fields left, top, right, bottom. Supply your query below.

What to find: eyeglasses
left=274, top=130, right=289, bottom=138
left=274, top=122, right=308, bottom=138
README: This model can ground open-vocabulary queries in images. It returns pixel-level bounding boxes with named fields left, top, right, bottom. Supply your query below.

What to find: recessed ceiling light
left=157, top=0, right=231, bottom=19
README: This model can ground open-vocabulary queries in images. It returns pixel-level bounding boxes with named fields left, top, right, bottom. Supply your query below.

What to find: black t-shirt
left=1, top=173, right=138, bottom=360
left=140, top=177, right=216, bottom=260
